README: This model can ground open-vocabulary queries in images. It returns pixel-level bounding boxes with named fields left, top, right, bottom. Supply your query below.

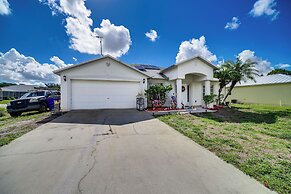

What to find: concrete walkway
left=0, top=109, right=275, bottom=194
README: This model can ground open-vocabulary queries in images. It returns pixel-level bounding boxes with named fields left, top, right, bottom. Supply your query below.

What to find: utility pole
left=96, top=35, right=103, bottom=56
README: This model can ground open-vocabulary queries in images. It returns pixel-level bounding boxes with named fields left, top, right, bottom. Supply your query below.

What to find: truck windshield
left=20, top=91, right=46, bottom=99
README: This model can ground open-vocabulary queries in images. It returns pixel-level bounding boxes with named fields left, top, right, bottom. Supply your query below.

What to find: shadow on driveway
left=50, top=109, right=154, bottom=125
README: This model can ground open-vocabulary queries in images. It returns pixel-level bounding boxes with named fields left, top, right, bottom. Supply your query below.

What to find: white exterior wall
left=177, top=59, right=214, bottom=79
left=59, top=58, right=147, bottom=111
left=60, top=77, right=71, bottom=111
left=164, top=68, right=178, bottom=81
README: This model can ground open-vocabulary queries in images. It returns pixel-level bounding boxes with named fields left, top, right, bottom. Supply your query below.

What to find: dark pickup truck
left=6, top=90, right=60, bottom=117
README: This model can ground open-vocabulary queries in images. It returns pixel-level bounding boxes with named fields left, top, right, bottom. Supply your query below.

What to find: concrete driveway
left=0, top=109, right=274, bottom=194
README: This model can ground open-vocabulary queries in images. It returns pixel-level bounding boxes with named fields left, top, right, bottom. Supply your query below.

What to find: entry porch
left=174, top=73, right=219, bottom=108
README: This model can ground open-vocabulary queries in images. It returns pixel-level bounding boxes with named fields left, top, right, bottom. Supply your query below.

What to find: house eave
left=53, top=55, right=150, bottom=78
left=160, top=56, right=218, bottom=73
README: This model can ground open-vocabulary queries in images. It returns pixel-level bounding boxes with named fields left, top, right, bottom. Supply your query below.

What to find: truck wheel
left=39, top=103, right=47, bottom=113
left=10, top=112, right=22, bottom=117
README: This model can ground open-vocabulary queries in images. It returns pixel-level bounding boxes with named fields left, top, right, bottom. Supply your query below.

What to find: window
left=202, top=85, right=205, bottom=96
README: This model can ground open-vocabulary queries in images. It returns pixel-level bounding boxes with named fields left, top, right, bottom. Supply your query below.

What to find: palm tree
left=214, top=64, right=232, bottom=104
left=222, top=58, right=259, bottom=103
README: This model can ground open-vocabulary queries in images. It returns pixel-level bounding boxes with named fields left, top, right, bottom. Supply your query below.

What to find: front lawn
left=158, top=104, right=291, bottom=194
left=0, top=100, right=11, bottom=104
left=0, top=108, right=57, bottom=146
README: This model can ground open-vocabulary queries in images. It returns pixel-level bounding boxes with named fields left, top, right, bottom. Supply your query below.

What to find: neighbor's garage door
left=71, top=80, right=140, bottom=109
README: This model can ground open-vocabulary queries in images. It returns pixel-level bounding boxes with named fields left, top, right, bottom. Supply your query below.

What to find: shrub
left=203, top=94, right=216, bottom=108
left=145, top=84, right=172, bottom=106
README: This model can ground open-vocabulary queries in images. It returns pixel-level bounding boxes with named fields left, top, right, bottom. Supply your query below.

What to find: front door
left=181, top=84, right=190, bottom=106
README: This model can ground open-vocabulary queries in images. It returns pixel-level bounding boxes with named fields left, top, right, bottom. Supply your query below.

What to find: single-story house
left=0, top=85, right=42, bottom=100
left=54, top=55, right=219, bottom=111
left=225, top=74, right=291, bottom=106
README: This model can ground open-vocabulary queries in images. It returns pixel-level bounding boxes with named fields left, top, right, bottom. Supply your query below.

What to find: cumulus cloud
left=145, top=29, right=158, bottom=42
left=276, top=63, right=290, bottom=69
left=0, top=0, right=11, bottom=15
left=93, top=19, right=131, bottom=57
left=250, top=0, right=279, bottom=20
left=0, top=48, right=70, bottom=85
left=40, top=0, right=131, bottom=57
left=176, top=36, right=217, bottom=63
left=50, top=56, right=68, bottom=68
left=238, top=50, right=274, bottom=75
left=225, top=17, right=241, bottom=30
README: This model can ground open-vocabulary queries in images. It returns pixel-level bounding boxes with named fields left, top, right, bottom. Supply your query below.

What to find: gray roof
left=234, top=74, right=291, bottom=87
left=0, top=85, right=42, bottom=92
left=142, top=69, right=167, bottom=79
left=131, top=64, right=167, bottom=79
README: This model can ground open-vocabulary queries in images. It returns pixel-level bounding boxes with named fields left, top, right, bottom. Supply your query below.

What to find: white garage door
left=71, top=80, right=140, bottom=109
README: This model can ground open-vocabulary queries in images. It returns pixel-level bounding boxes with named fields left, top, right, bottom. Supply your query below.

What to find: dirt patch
left=0, top=112, right=61, bottom=146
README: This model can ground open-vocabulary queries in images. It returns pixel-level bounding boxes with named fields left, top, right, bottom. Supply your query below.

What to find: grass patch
left=0, top=108, right=57, bottom=146
left=0, top=100, right=11, bottom=104
left=158, top=104, right=291, bottom=194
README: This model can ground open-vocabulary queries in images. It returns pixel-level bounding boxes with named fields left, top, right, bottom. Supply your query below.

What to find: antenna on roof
left=95, top=35, right=103, bottom=56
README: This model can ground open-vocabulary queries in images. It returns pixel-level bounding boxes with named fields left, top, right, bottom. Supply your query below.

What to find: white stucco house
left=54, top=55, right=219, bottom=111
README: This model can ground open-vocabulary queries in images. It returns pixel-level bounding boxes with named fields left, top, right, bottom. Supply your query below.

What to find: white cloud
left=50, top=56, right=68, bottom=68
left=225, top=17, right=241, bottom=30
left=93, top=19, right=131, bottom=57
left=0, top=0, right=11, bottom=15
left=0, top=48, right=70, bottom=85
left=72, top=57, right=77, bottom=62
left=250, top=0, right=279, bottom=20
left=145, top=29, right=158, bottom=42
left=176, top=36, right=217, bottom=63
left=276, top=63, right=290, bottom=69
left=40, top=0, right=131, bottom=57
left=238, top=50, right=274, bottom=75
left=38, top=0, right=62, bottom=15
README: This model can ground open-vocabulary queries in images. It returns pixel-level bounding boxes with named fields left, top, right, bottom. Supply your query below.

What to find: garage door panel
left=71, top=80, right=140, bottom=109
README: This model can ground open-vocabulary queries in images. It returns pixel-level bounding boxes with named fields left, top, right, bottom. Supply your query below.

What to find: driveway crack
left=77, top=143, right=97, bottom=194
left=132, top=124, right=139, bottom=135
left=77, top=136, right=113, bottom=194
left=78, top=116, right=117, bottom=194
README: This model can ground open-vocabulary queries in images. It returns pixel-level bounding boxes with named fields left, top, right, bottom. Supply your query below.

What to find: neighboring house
left=0, top=85, right=42, bottom=100
left=54, top=55, right=219, bottom=111
left=226, top=74, right=291, bottom=106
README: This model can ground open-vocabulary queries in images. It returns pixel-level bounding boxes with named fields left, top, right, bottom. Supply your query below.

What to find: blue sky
left=0, top=0, right=290, bottom=84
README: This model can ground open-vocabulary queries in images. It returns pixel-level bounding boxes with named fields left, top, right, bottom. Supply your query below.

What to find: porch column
left=213, top=82, right=219, bottom=95
left=205, top=80, right=211, bottom=95
left=204, top=80, right=213, bottom=108
left=176, top=79, right=182, bottom=108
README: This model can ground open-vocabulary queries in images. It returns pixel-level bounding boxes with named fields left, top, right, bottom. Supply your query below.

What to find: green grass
left=158, top=104, right=291, bottom=194
left=0, top=107, right=54, bottom=146
left=0, top=100, right=11, bottom=104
